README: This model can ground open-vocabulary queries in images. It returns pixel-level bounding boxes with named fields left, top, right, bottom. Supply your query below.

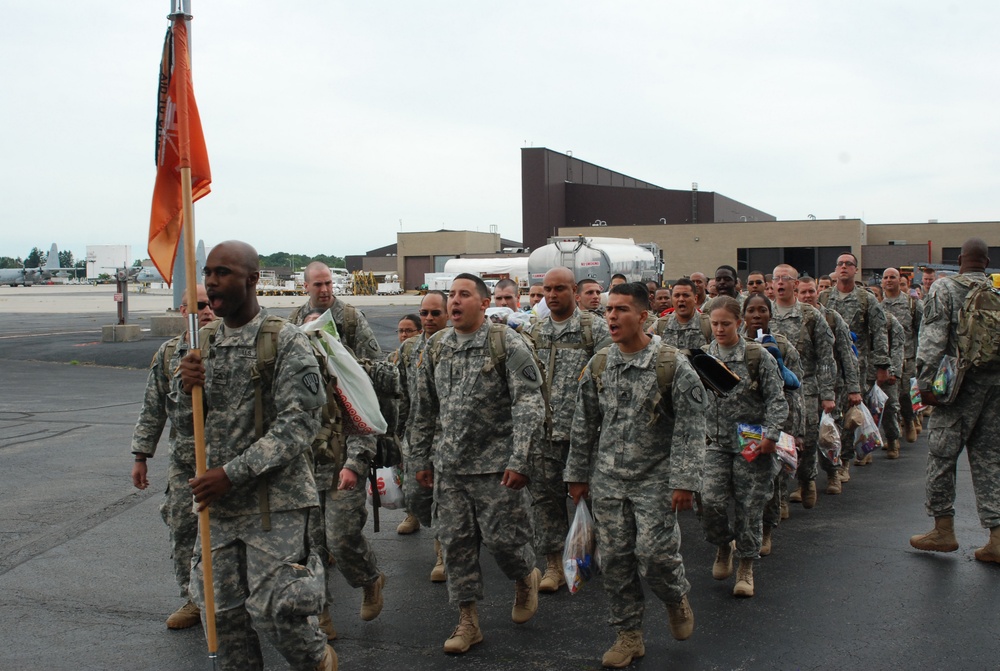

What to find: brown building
left=520, top=147, right=774, bottom=251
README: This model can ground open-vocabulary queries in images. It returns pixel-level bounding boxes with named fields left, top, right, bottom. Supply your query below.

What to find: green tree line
left=258, top=251, right=346, bottom=270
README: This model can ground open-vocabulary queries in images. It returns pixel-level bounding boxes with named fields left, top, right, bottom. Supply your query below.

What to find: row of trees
left=258, top=251, right=346, bottom=270
left=0, top=247, right=85, bottom=269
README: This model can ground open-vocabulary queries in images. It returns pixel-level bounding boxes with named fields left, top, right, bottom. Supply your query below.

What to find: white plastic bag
left=854, top=403, right=884, bottom=456
left=866, top=384, right=889, bottom=427
left=299, top=310, right=387, bottom=435
left=367, top=466, right=404, bottom=510
left=563, top=499, right=600, bottom=594
left=818, top=411, right=842, bottom=467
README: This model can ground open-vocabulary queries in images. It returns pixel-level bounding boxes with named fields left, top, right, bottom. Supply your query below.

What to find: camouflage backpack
left=590, top=342, right=680, bottom=422
left=952, top=276, right=1000, bottom=370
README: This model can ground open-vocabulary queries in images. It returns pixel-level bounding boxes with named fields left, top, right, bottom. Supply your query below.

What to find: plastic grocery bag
left=866, top=384, right=888, bottom=427
left=932, top=355, right=962, bottom=405
left=300, top=311, right=387, bottom=435
left=563, top=499, right=600, bottom=595
left=367, top=466, right=404, bottom=510
left=909, top=377, right=925, bottom=413
left=738, top=423, right=765, bottom=462
left=854, top=403, right=884, bottom=457
left=818, top=411, right=842, bottom=467
left=775, top=432, right=798, bottom=475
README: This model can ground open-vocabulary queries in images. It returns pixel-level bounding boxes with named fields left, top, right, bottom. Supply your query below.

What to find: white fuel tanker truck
left=527, top=236, right=661, bottom=286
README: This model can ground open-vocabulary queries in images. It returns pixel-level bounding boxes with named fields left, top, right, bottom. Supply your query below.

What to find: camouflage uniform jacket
left=917, top=271, right=1000, bottom=389
left=816, top=304, right=862, bottom=396
left=886, top=313, right=905, bottom=379
left=175, top=310, right=325, bottom=518
left=409, top=320, right=545, bottom=477
left=288, top=298, right=382, bottom=360
left=881, top=293, right=922, bottom=361
left=565, top=336, right=706, bottom=489
left=702, top=338, right=788, bottom=451
left=394, top=332, right=429, bottom=446
left=524, top=308, right=612, bottom=443
left=769, top=301, right=836, bottom=402
left=653, top=313, right=711, bottom=350
left=131, top=335, right=193, bottom=467
left=819, top=286, right=890, bottom=382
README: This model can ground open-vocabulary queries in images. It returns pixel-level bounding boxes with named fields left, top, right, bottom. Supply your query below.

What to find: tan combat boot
left=712, top=540, right=735, bottom=580
left=666, top=594, right=694, bottom=641
left=315, top=643, right=337, bottom=671
left=430, top=539, right=447, bottom=583
left=538, top=552, right=566, bottom=593
left=887, top=439, right=900, bottom=460
left=318, top=606, right=336, bottom=640
left=760, top=527, right=773, bottom=556
left=802, top=480, right=818, bottom=509
left=733, top=558, right=754, bottom=597
left=360, top=573, right=386, bottom=621
left=905, top=419, right=918, bottom=443
left=914, top=417, right=923, bottom=436
left=601, top=629, right=645, bottom=668
left=826, top=472, right=841, bottom=495
left=443, top=602, right=483, bottom=654
left=780, top=500, right=790, bottom=520
left=789, top=486, right=802, bottom=503
left=974, top=527, right=1000, bottom=564
left=166, top=600, right=200, bottom=630
left=396, top=513, right=420, bottom=535
left=839, top=461, right=852, bottom=482
left=910, top=516, right=959, bottom=552
left=511, top=568, right=541, bottom=624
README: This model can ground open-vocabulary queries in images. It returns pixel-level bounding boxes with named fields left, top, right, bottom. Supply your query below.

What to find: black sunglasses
left=419, top=309, right=443, bottom=317
left=183, top=301, right=210, bottom=311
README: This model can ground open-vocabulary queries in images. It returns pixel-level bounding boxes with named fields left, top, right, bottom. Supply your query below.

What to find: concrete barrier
left=101, top=324, right=143, bottom=342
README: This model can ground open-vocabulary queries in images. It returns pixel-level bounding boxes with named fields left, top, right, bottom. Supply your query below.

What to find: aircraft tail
left=44, top=244, right=60, bottom=270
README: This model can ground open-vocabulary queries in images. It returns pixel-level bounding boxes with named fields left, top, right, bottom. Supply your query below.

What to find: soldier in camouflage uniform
left=130, top=286, right=215, bottom=630
left=819, top=253, right=890, bottom=484
left=770, top=266, right=836, bottom=508
left=523, top=267, right=611, bottom=594
left=566, top=282, right=704, bottom=669
left=910, top=238, right=1000, bottom=563
left=742, top=294, right=804, bottom=555
left=395, top=290, right=450, bottom=579
left=577, top=278, right=605, bottom=316
left=700, top=297, right=788, bottom=598
left=653, top=278, right=712, bottom=350
left=178, top=242, right=335, bottom=671
left=858, top=311, right=904, bottom=462
left=881, top=267, right=923, bottom=443
left=796, top=275, right=863, bottom=494
left=410, top=273, right=546, bottom=654
left=288, top=261, right=381, bottom=360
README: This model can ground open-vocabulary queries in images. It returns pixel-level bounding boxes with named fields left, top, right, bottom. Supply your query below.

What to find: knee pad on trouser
left=265, top=551, right=327, bottom=619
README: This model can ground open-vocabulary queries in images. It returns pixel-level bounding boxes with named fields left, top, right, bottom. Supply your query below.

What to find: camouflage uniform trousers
left=923, top=374, right=1000, bottom=529
left=527, top=439, right=571, bottom=555
left=434, top=471, right=535, bottom=605
left=402, top=446, right=433, bottom=528
left=796, top=394, right=821, bottom=485
left=898, top=358, right=917, bottom=425
left=591, top=474, right=690, bottom=632
left=318, top=481, right=381, bottom=593
left=190, top=509, right=326, bottom=671
left=763, top=470, right=790, bottom=529
left=702, top=449, right=781, bottom=558
left=159, top=460, right=197, bottom=599
left=880, top=379, right=901, bottom=442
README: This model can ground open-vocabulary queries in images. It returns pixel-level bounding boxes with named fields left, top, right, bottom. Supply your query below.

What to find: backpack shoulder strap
left=483, top=323, right=509, bottom=374
left=699, top=312, right=713, bottom=343
left=655, top=343, right=678, bottom=401
left=818, top=289, right=830, bottom=307
left=342, top=303, right=359, bottom=349
left=578, top=310, right=595, bottom=353
left=590, top=346, right=610, bottom=393
left=744, top=340, right=763, bottom=384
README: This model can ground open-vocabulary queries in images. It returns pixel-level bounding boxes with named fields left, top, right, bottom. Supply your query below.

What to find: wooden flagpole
left=170, top=1, right=218, bottom=664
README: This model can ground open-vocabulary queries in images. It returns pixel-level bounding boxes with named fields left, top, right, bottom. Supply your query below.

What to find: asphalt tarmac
left=0, top=286, right=997, bottom=670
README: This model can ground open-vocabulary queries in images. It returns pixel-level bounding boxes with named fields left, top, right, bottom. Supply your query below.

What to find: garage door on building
left=404, top=256, right=431, bottom=291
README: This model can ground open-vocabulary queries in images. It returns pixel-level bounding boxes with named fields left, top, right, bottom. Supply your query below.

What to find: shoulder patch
left=302, top=371, right=321, bottom=395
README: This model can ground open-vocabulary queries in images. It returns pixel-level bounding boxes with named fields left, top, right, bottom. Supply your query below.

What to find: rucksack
left=524, top=310, right=598, bottom=392
left=654, top=311, right=712, bottom=344
left=819, top=286, right=872, bottom=327
left=952, top=276, right=1000, bottom=370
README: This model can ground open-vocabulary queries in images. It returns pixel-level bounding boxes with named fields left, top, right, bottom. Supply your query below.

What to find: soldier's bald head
left=960, top=238, right=989, bottom=265
left=213, top=240, right=259, bottom=273
left=544, top=266, right=575, bottom=285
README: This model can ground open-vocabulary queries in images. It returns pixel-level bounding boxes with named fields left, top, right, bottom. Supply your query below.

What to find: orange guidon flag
left=148, top=18, right=211, bottom=286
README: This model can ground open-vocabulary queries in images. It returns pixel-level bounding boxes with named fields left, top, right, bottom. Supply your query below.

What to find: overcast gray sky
left=2, top=1, right=997, bottom=263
